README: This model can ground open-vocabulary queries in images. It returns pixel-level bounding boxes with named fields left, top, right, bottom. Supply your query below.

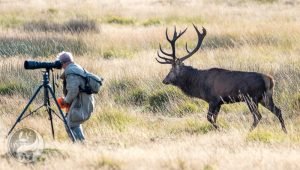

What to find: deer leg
left=207, top=103, right=221, bottom=129
left=246, top=98, right=261, bottom=132
left=260, top=96, right=287, bottom=133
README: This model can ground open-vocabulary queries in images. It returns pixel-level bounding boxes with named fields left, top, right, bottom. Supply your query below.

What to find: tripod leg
left=47, top=85, right=76, bottom=142
left=7, top=85, right=43, bottom=137
left=44, top=86, right=55, bottom=140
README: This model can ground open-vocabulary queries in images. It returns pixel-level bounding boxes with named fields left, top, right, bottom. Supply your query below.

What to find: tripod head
left=41, top=68, right=59, bottom=95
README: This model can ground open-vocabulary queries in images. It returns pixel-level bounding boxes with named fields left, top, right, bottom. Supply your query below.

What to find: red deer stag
left=156, top=25, right=287, bottom=133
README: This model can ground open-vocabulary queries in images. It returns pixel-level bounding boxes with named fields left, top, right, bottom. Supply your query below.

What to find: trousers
left=66, top=124, right=85, bottom=141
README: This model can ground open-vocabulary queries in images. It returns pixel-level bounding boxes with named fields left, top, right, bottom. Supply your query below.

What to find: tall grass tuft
left=104, top=16, right=135, bottom=25
left=23, top=18, right=98, bottom=33
left=0, top=37, right=87, bottom=57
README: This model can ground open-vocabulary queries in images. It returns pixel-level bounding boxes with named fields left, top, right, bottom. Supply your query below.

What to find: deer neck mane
left=174, top=65, right=205, bottom=96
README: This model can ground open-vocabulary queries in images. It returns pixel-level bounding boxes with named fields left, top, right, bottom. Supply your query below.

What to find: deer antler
left=156, top=26, right=187, bottom=64
left=178, top=25, right=206, bottom=62
left=156, top=25, right=206, bottom=65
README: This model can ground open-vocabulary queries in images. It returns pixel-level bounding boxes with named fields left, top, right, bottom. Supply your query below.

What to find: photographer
left=57, top=51, right=94, bottom=141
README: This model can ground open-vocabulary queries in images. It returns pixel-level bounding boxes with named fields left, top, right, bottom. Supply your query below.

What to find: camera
left=24, top=60, right=62, bottom=70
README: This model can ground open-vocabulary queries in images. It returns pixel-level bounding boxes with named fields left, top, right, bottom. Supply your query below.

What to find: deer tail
left=263, top=75, right=274, bottom=96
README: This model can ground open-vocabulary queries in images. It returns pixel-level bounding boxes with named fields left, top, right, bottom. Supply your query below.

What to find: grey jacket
left=61, top=63, right=94, bottom=127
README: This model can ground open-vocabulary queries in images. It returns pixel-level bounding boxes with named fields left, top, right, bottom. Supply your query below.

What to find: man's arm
left=64, top=74, right=81, bottom=104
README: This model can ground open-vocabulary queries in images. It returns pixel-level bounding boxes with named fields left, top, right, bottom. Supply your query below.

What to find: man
left=57, top=51, right=94, bottom=141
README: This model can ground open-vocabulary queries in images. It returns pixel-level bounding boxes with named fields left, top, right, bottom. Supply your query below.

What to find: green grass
left=246, top=130, right=285, bottom=143
left=23, top=18, right=98, bottom=33
left=253, top=0, right=278, bottom=3
left=102, top=48, right=134, bottom=59
left=0, top=15, right=24, bottom=28
left=142, top=18, right=161, bottom=26
left=128, top=88, right=149, bottom=106
left=104, top=16, right=135, bottom=25
left=148, top=90, right=170, bottom=112
left=184, top=119, right=215, bottom=134
left=148, top=86, right=186, bottom=113
left=93, top=156, right=122, bottom=170
left=0, top=37, right=87, bottom=57
left=93, top=108, right=136, bottom=132
left=176, top=101, right=200, bottom=117
left=38, top=148, right=69, bottom=162
left=169, top=119, right=216, bottom=135
left=0, top=82, right=26, bottom=95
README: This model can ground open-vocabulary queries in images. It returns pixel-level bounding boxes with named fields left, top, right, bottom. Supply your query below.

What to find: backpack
left=80, top=69, right=103, bottom=94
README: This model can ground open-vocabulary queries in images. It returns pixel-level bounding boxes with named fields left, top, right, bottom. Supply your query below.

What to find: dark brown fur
left=157, top=26, right=287, bottom=133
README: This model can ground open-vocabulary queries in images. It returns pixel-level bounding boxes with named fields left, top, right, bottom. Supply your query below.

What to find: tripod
left=7, top=69, right=76, bottom=142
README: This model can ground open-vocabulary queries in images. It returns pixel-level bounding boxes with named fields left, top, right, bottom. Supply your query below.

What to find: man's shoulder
left=65, top=63, right=85, bottom=77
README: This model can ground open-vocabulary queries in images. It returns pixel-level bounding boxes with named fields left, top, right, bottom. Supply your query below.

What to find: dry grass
left=1, top=0, right=300, bottom=169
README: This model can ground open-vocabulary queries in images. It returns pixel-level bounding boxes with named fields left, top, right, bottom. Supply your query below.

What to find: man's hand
left=57, top=97, right=70, bottom=109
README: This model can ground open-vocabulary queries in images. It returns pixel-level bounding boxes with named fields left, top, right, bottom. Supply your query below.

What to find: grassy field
left=1, top=0, right=300, bottom=169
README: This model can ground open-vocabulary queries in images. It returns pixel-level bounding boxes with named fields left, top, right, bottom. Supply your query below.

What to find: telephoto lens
left=24, top=60, right=62, bottom=70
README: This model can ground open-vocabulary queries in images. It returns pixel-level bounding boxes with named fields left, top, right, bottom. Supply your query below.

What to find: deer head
left=156, top=25, right=207, bottom=85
